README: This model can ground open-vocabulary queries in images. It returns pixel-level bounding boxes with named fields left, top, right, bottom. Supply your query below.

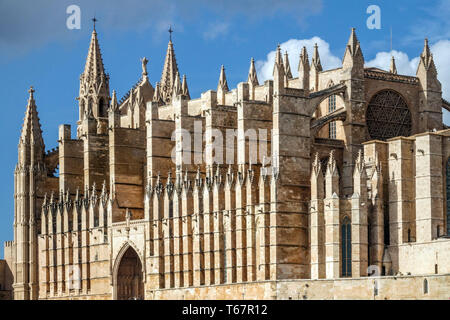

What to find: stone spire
left=20, top=87, right=45, bottom=151
left=390, top=56, right=397, bottom=74
left=160, top=38, right=180, bottom=103
left=417, top=38, right=437, bottom=74
left=82, top=27, right=106, bottom=84
left=311, top=44, right=322, bottom=91
left=217, top=65, right=229, bottom=105
left=181, top=74, right=190, bottom=99
left=247, top=57, right=259, bottom=86
left=273, top=44, right=285, bottom=92
left=311, top=43, right=322, bottom=71
left=217, top=65, right=229, bottom=91
left=284, top=51, right=293, bottom=79
left=78, top=22, right=110, bottom=125
left=14, top=86, right=45, bottom=300
left=342, top=28, right=364, bottom=68
left=298, top=46, right=310, bottom=91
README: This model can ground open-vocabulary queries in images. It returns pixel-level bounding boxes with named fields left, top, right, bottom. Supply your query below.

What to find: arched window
left=328, top=94, right=336, bottom=113
left=341, top=216, right=352, bottom=277
left=446, top=157, right=450, bottom=235
left=366, top=90, right=411, bottom=141
left=328, top=95, right=337, bottom=139
left=423, top=278, right=429, bottom=294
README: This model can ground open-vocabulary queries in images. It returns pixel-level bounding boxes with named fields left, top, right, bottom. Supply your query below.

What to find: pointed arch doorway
left=114, top=246, right=144, bottom=300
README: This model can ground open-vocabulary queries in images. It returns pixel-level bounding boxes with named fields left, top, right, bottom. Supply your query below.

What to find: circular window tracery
left=366, top=90, right=411, bottom=141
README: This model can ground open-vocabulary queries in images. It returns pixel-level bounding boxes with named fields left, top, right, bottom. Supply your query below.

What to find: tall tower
left=341, top=28, right=365, bottom=196
left=13, top=87, right=46, bottom=300
left=77, top=20, right=110, bottom=136
left=416, top=38, right=443, bottom=131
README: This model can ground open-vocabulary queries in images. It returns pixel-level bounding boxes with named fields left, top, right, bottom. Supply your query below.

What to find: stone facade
left=3, top=26, right=450, bottom=300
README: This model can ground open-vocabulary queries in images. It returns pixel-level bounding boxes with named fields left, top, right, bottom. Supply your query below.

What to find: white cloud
left=255, top=37, right=341, bottom=82
left=365, top=40, right=450, bottom=102
left=203, top=22, right=230, bottom=40
left=256, top=38, right=450, bottom=124
left=365, top=50, right=419, bottom=76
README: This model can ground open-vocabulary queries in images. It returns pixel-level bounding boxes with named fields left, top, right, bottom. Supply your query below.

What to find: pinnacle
left=347, top=27, right=358, bottom=53
left=247, top=57, right=259, bottom=86
left=327, top=150, right=338, bottom=176
left=298, top=46, right=309, bottom=70
left=218, top=65, right=229, bottom=91
left=390, top=56, right=397, bottom=74
left=181, top=74, right=190, bottom=99
left=284, top=51, right=293, bottom=79
left=422, top=38, right=431, bottom=58
left=20, top=86, right=45, bottom=149
left=275, top=44, right=283, bottom=65
left=418, top=37, right=436, bottom=73
left=312, top=43, right=322, bottom=71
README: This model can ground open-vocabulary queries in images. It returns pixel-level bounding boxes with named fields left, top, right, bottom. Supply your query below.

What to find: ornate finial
left=167, top=170, right=173, bottom=184
left=195, top=166, right=202, bottom=187
left=92, top=17, right=97, bottom=30
left=65, top=189, right=70, bottom=202
left=168, top=25, right=173, bottom=42
left=327, top=150, right=338, bottom=176
left=43, top=193, right=48, bottom=207
left=101, top=180, right=107, bottom=196
left=312, top=152, right=321, bottom=176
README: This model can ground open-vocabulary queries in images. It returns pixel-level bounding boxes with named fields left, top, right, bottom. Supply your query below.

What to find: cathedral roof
left=364, top=67, right=419, bottom=85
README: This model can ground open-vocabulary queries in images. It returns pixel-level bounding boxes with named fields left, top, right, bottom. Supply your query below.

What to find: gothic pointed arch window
left=341, top=216, right=352, bottom=277
left=446, top=157, right=450, bottom=235
left=366, top=90, right=411, bottom=141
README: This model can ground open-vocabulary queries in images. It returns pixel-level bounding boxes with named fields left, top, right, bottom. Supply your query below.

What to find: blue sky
left=1, top=0, right=449, bottom=257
